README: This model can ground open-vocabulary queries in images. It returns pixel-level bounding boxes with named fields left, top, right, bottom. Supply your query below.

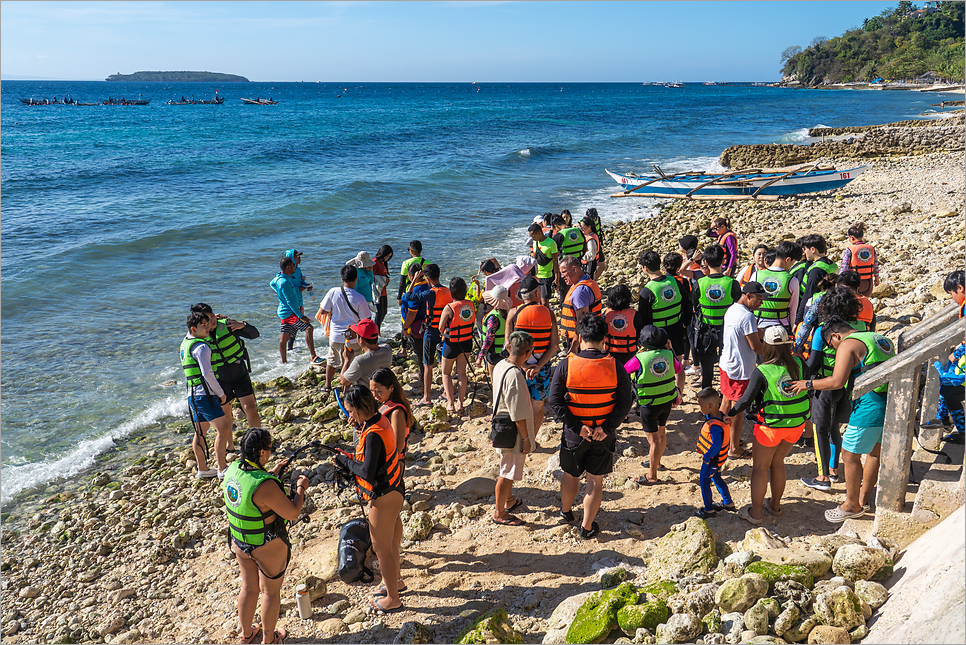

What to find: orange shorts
left=754, top=423, right=805, bottom=448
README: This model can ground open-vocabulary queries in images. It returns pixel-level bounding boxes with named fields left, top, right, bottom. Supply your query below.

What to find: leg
left=675, top=355, right=686, bottom=392
left=814, top=418, right=832, bottom=481
left=767, top=440, right=795, bottom=512
left=257, top=569, right=285, bottom=644
left=211, top=414, right=232, bottom=472
left=532, top=400, right=546, bottom=437
left=560, top=472, right=580, bottom=514
left=220, top=401, right=237, bottom=451
left=749, top=439, right=779, bottom=521
left=697, top=350, right=716, bottom=390
left=238, top=394, right=262, bottom=429
left=456, top=354, right=468, bottom=409
left=859, top=443, right=881, bottom=507
left=644, top=428, right=665, bottom=482
left=711, top=468, right=733, bottom=506
left=698, top=462, right=716, bottom=511
left=369, top=491, right=404, bottom=610
left=441, top=357, right=456, bottom=411
left=421, top=362, right=434, bottom=404
left=279, top=333, right=289, bottom=363
left=192, top=425, right=210, bottom=471
left=494, top=476, right=514, bottom=521
left=233, top=545, right=261, bottom=641
left=840, top=449, right=864, bottom=513
left=730, top=413, right=745, bottom=456
left=582, top=473, right=604, bottom=530
left=303, top=324, right=317, bottom=358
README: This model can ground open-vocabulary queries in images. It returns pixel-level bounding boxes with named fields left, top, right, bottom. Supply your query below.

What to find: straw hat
left=348, top=251, right=375, bottom=269
left=482, top=285, right=512, bottom=310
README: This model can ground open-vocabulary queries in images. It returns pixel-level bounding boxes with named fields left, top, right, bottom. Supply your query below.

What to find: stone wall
left=719, top=116, right=965, bottom=169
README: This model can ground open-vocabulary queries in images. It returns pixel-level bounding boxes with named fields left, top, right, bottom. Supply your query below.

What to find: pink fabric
left=485, top=265, right=527, bottom=306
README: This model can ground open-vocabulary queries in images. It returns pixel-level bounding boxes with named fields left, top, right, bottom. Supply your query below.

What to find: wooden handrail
left=897, top=303, right=962, bottom=351
left=853, top=317, right=965, bottom=399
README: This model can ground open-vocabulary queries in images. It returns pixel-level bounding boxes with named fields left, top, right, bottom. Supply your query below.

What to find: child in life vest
left=694, top=387, right=735, bottom=519
left=840, top=221, right=879, bottom=297
left=923, top=270, right=966, bottom=442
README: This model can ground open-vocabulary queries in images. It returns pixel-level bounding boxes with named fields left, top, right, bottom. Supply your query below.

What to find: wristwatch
left=806, top=380, right=814, bottom=391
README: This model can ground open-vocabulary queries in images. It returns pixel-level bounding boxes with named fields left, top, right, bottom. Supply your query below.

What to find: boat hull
left=606, top=165, right=868, bottom=198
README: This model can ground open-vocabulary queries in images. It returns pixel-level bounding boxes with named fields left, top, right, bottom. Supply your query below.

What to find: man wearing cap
left=477, top=285, right=513, bottom=377
left=507, top=276, right=560, bottom=435
left=340, top=319, right=392, bottom=387
left=720, top=282, right=767, bottom=459
left=272, top=257, right=323, bottom=365
left=528, top=222, right=559, bottom=307
left=284, top=249, right=313, bottom=350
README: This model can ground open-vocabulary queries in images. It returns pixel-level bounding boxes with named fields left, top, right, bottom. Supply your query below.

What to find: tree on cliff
left=780, top=1, right=964, bottom=85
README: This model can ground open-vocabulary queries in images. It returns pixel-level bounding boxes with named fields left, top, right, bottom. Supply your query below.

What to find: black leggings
left=813, top=388, right=848, bottom=476
left=374, top=295, right=388, bottom=330
left=693, top=346, right=720, bottom=390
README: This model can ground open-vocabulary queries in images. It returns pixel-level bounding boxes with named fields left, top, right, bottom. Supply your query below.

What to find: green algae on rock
left=645, top=517, right=718, bottom=581
left=744, top=561, right=814, bottom=591
left=456, top=607, right=522, bottom=645
left=616, top=600, right=669, bottom=634
left=638, top=579, right=678, bottom=602
left=566, top=582, right=640, bottom=644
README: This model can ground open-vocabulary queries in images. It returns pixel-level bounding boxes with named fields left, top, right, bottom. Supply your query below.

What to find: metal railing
left=852, top=303, right=964, bottom=512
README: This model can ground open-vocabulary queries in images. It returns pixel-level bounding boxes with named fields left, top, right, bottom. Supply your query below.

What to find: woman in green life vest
left=725, top=326, right=809, bottom=525
left=223, top=428, right=309, bottom=644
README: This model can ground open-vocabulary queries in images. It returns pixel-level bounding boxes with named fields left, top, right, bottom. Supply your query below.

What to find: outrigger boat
left=165, top=96, right=225, bottom=105
left=606, top=162, right=869, bottom=201
left=103, top=97, right=151, bottom=105
left=240, top=97, right=278, bottom=105
left=19, top=97, right=97, bottom=106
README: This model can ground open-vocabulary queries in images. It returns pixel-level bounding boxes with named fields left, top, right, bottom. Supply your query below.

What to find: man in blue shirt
left=270, top=257, right=323, bottom=365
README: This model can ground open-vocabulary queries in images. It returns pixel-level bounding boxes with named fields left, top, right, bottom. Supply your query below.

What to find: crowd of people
left=176, top=210, right=965, bottom=642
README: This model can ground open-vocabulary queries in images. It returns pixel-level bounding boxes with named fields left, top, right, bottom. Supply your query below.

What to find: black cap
left=518, top=276, right=540, bottom=296
left=742, top=281, right=768, bottom=296
left=638, top=325, right=669, bottom=349
left=678, top=235, right=698, bottom=251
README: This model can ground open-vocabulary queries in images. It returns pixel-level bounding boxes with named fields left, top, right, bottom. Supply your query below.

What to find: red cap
left=348, top=318, right=379, bottom=341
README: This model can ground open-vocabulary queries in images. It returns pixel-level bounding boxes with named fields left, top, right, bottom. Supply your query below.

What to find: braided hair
left=239, top=427, right=273, bottom=469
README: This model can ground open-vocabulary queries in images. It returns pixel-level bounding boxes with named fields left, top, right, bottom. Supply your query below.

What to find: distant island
left=106, top=71, right=249, bottom=82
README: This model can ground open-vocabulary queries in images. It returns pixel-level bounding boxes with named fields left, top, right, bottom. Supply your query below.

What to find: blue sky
left=1, top=1, right=899, bottom=82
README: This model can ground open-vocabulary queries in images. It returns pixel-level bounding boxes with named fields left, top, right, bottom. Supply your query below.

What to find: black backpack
left=338, top=517, right=374, bottom=583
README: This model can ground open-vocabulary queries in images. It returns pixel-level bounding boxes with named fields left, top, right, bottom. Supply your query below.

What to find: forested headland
left=105, top=71, right=250, bottom=82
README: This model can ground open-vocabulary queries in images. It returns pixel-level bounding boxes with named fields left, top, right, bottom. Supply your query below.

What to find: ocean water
left=0, top=81, right=943, bottom=506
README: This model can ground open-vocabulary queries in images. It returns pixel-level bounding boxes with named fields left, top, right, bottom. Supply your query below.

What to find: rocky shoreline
left=0, top=142, right=962, bottom=644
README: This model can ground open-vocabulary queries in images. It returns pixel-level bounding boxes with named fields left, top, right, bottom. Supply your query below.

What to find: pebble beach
left=1, top=118, right=964, bottom=645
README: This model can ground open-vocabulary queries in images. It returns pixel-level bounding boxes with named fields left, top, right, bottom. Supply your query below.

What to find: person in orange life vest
left=559, top=255, right=602, bottom=353
left=707, top=217, right=738, bottom=277
left=837, top=271, right=875, bottom=330
left=839, top=221, right=879, bottom=297
left=635, top=250, right=690, bottom=393
left=578, top=217, right=603, bottom=281
left=738, top=244, right=769, bottom=288
left=548, top=314, right=634, bottom=540
left=693, top=388, right=735, bottom=519
left=402, top=263, right=447, bottom=406
left=332, top=385, right=405, bottom=612
left=369, top=367, right=414, bottom=579
left=438, top=277, right=476, bottom=415
left=603, top=284, right=638, bottom=368
left=506, top=276, right=560, bottom=437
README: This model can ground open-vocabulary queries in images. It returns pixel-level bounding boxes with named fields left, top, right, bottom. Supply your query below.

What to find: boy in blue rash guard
left=284, top=249, right=313, bottom=349
left=924, top=270, right=966, bottom=441
left=693, top=388, right=735, bottom=519
left=271, top=257, right=322, bottom=365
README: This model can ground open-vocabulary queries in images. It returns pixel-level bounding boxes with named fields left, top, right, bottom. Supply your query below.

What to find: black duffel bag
left=338, top=517, right=374, bottom=584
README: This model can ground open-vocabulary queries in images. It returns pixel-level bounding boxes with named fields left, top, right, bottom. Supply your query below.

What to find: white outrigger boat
left=606, top=162, right=869, bottom=201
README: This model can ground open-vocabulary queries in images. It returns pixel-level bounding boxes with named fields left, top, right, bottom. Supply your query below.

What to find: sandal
left=713, top=502, right=737, bottom=513
left=368, top=597, right=403, bottom=613
left=738, top=505, right=762, bottom=526
left=239, top=624, right=261, bottom=645
left=728, top=449, right=749, bottom=459
left=263, top=628, right=286, bottom=644
left=635, top=476, right=660, bottom=485
left=695, top=508, right=718, bottom=519
left=493, top=514, right=526, bottom=526
left=506, top=498, right=524, bottom=512
left=763, top=502, right=783, bottom=516
left=825, top=506, right=865, bottom=523
left=372, top=582, right=408, bottom=597
left=413, top=400, right=431, bottom=408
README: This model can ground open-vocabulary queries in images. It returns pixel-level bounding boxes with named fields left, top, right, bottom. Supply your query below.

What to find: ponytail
left=847, top=221, right=866, bottom=240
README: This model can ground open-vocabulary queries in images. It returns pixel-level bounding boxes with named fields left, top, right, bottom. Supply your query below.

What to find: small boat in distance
left=165, top=96, right=225, bottom=105
left=606, top=162, right=869, bottom=201
left=240, top=97, right=278, bottom=105
left=20, top=97, right=97, bottom=106
left=103, top=96, right=150, bottom=105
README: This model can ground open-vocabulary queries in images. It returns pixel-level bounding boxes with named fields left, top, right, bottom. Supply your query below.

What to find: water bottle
left=296, top=584, right=312, bottom=619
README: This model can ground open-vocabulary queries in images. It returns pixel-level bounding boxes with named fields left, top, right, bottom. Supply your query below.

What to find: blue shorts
left=189, top=395, right=225, bottom=423
left=526, top=362, right=552, bottom=402
left=842, top=391, right=886, bottom=455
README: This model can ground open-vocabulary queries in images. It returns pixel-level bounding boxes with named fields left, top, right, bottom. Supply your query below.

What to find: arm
left=787, top=278, right=800, bottom=328
left=438, top=304, right=454, bottom=336
left=336, top=433, right=389, bottom=483
left=745, top=330, right=765, bottom=357
left=636, top=290, right=654, bottom=327
left=703, top=423, right=725, bottom=464
left=388, top=408, right=408, bottom=457
left=838, top=249, right=852, bottom=274
left=547, top=359, right=576, bottom=428
left=252, top=476, right=307, bottom=522
left=476, top=315, right=499, bottom=363
left=278, top=281, right=302, bottom=319
left=793, top=301, right=820, bottom=354
left=727, top=369, right=766, bottom=416
left=792, top=339, right=862, bottom=392
left=193, top=344, right=225, bottom=400
left=602, top=364, right=635, bottom=432
left=869, top=313, right=877, bottom=333
left=582, top=238, right=598, bottom=264
left=723, top=236, right=738, bottom=274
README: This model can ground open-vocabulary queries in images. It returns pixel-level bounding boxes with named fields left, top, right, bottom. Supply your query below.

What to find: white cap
left=763, top=326, right=792, bottom=346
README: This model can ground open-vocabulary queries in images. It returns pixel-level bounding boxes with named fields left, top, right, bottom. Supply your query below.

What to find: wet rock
left=656, top=612, right=702, bottom=644
left=831, top=544, right=886, bottom=582
left=715, top=574, right=769, bottom=613
left=812, top=587, right=864, bottom=631
left=268, top=376, right=295, bottom=390
left=403, top=511, right=433, bottom=541
left=91, top=473, right=112, bottom=487
left=853, top=580, right=888, bottom=610
left=645, top=517, right=718, bottom=581
left=457, top=607, right=522, bottom=645
left=806, top=625, right=850, bottom=644
left=274, top=404, right=294, bottom=423
left=394, top=621, right=433, bottom=644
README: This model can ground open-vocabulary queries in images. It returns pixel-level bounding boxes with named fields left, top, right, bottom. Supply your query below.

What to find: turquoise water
left=0, top=81, right=942, bottom=504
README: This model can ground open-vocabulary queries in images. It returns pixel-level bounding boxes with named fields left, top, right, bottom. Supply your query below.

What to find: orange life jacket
left=513, top=302, right=553, bottom=355
left=560, top=277, right=602, bottom=340
left=738, top=264, right=756, bottom=287
left=718, top=230, right=737, bottom=269
left=857, top=295, right=874, bottom=326
left=847, top=243, right=876, bottom=279
left=446, top=299, right=476, bottom=342
left=584, top=231, right=603, bottom=263
left=379, top=401, right=411, bottom=457
left=353, top=414, right=402, bottom=501
left=696, top=417, right=730, bottom=467
left=604, top=308, right=637, bottom=355
left=428, top=285, right=453, bottom=329
left=565, top=354, right=618, bottom=428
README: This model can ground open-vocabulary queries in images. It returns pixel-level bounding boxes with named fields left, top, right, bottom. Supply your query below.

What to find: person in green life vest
left=790, top=318, right=896, bottom=523
left=181, top=312, right=232, bottom=478
left=625, top=325, right=682, bottom=485
left=691, top=245, right=741, bottom=391
left=477, top=285, right=513, bottom=378
left=396, top=240, right=428, bottom=305
left=636, top=250, right=690, bottom=393
left=223, top=428, right=308, bottom=645
left=724, top=326, right=809, bottom=525
left=796, top=234, right=838, bottom=323
left=755, top=240, right=803, bottom=332
left=191, top=304, right=262, bottom=450
left=528, top=221, right=560, bottom=308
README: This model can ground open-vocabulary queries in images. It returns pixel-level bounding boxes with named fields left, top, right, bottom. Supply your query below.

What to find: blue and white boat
left=606, top=163, right=869, bottom=201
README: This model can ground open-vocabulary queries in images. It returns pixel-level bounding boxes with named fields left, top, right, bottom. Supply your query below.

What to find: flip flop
left=635, top=476, right=660, bottom=485
left=713, top=502, right=737, bottom=513
left=239, top=624, right=261, bottom=645
left=372, top=582, right=408, bottom=597
left=368, top=597, right=403, bottom=613
left=825, top=506, right=866, bottom=523
left=264, top=628, right=286, bottom=644
left=492, top=514, right=526, bottom=526
left=738, top=505, right=762, bottom=526
left=728, top=449, right=749, bottom=459
left=694, top=508, right=718, bottom=519
left=506, top=498, right=524, bottom=512
left=413, top=400, right=431, bottom=408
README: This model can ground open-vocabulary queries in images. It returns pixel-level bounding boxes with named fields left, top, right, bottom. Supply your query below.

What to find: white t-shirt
left=320, top=286, right=371, bottom=343
left=721, top=302, right=759, bottom=380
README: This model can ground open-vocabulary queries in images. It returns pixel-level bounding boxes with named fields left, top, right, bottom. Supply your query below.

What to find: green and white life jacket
left=482, top=309, right=507, bottom=354
left=222, top=462, right=285, bottom=547
left=631, top=348, right=677, bottom=407
left=697, top=275, right=737, bottom=326
left=756, top=268, right=793, bottom=321
left=643, top=276, right=683, bottom=327
left=557, top=226, right=586, bottom=258
left=802, top=258, right=839, bottom=289
left=180, top=336, right=209, bottom=388
left=851, top=331, right=896, bottom=394
left=209, top=319, right=246, bottom=375
left=817, top=320, right=867, bottom=379
left=756, top=361, right=810, bottom=428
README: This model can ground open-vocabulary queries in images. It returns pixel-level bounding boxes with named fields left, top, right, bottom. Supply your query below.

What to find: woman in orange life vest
left=708, top=217, right=739, bottom=278
left=438, top=277, right=476, bottom=415
left=840, top=221, right=879, bottom=297
left=603, top=284, right=638, bottom=369
left=676, top=235, right=702, bottom=281
left=333, top=385, right=406, bottom=612
left=737, top=244, right=770, bottom=288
